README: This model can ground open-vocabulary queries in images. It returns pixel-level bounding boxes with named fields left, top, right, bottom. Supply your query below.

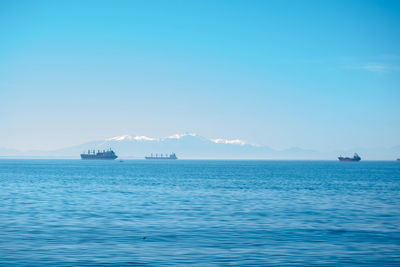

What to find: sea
left=0, top=159, right=399, bottom=266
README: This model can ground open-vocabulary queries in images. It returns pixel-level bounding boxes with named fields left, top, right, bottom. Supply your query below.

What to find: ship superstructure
left=338, top=153, right=361, bottom=162
left=81, top=149, right=118, bottom=160
left=145, top=153, right=178, bottom=160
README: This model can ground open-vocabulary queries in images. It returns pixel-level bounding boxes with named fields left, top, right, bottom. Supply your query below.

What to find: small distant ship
left=145, top=153, right=178, bottom=160
left=338, top=153, right=361, bottom=162
left=397, top=158, right=400, bottom=161
left=81, top=149, right=118, bottom=160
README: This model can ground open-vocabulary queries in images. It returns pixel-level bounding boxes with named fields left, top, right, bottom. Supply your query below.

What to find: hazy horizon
left=1, top=0, right=399, bottom=152
left=1, top=132, right=398, bottom=160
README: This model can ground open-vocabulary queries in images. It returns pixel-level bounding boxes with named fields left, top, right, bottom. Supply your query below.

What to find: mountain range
left=0, top=133, right=399, bottom=160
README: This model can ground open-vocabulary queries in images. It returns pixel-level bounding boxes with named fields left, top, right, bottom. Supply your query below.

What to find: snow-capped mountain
left=0, top=133, right=315, bottom=159
left=1, top=133, right=398, bottom=159
left=69, top=133, right=275, bottom=159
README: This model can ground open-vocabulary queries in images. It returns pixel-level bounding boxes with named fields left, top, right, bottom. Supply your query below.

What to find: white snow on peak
left=106, top=133, right=251, bottom=146
left=211, top=138, right=247, bottom=146
left=106, top=135, right=158, bottom=141
left=106, top=135, right=131, bottom=141
left=106, top=133, right=197, bottom=142
left=133, top=136, right=159, bottom=141
left=166, top=133, right=197, bottom=139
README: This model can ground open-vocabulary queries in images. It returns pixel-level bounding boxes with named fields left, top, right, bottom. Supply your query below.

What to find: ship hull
left=338, top=157, right=360, bottom=162
left=80, top=154, right=118, bottom=160
left=145, top=157, right=177, bottom=160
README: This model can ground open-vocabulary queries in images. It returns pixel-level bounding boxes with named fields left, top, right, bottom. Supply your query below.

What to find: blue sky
left=1, top=0, right=399, bottom=151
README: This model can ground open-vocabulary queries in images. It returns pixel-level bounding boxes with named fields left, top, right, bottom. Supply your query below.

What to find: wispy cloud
left=343, top=62, right=398, bottom=73
left=358, top=63, right=389, bottom=73
left=335, top=54, right=400, bottom=74
left=379, top=54, right=400, bottom=60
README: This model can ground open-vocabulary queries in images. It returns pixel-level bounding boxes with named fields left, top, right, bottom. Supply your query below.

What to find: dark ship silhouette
left=81, top=149, right=118, bottom=160
left=145, top=153, right=177, bottom=160
left=338, top=153, right=361, bottom=162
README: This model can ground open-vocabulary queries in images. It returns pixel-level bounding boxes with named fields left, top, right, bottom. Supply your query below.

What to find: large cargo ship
left=145, top=153, right=177, bottom=160
left=81, top=149, right=118, bottom=160
left=338, top=153, right=361, bottom=162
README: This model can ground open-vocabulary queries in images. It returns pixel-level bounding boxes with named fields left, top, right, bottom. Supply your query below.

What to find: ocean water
left=0, top=160, right=399, bottom=266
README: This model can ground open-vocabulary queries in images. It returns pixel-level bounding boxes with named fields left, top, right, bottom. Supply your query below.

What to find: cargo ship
left=145, top=153, right=177, bottom=160
left=338, top=153, right=361, bottom=162
left=81, top=149, right=118, bottom=160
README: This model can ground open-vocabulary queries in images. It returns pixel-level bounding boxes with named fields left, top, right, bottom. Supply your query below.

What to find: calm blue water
left=0, top=160, right=399, bottom=266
